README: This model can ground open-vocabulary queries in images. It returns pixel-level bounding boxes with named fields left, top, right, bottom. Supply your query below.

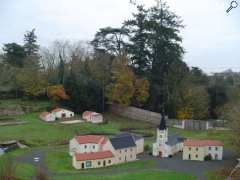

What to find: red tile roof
left=75, top=151, right=114, bottom=161
left=40, top=112, right=51, bottom=117
left=184, top=139, right=224, bottom=147
left=51, top=108, right=64, bottom=113
left=75, top=135, right=107, bottom=145
left=83, top=111, right=94, bottom=117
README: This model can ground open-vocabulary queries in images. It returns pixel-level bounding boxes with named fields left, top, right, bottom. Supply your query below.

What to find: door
left=103, top=160, right=106, bottom=166
left=62, top=113, right=66, bottom=118
left=159, top=151, right=162, bottom=158
left=189, top=154, right=191, bottom=160
left=81, top=163, right=85, bottom=169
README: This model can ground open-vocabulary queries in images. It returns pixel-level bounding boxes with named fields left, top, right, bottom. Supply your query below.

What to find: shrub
left=204, top=154, right=212, bottom=161
left=144, top=144, right=150, bottom=152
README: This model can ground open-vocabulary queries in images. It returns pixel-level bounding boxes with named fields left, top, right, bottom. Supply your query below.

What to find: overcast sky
left=1, top=0, right=240, bottom=73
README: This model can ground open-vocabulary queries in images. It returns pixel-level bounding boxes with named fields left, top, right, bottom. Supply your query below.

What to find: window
left=119, top=150, right=121, bottom=154
left=125, top=149, right=127, bottom=152
left=195, top=154, right=198, bottom=158
left=130, top=154, right=132, bottom=158
left=108, top=160, right=111, bottom=164
left=86, top=161, right=92, bottom=168
left=93, top=145, right=95, bottom=149
left=196, top=148, right=198, bottom=151
left=215, top=147, right=218, bottom=151
left=119, top=157, right=121, bottom=161
left=98, top=161, right=101, bottom=166
left=215, top=154, right=218, bottom=159
left=189, top=147, right=191, bottom=151
left=209, top=147, right=211, bottom=150
left=84, top=145, right=87, bottom=149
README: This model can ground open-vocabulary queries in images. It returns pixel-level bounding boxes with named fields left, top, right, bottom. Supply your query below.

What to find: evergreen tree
left=124, top=5, right=151, bottom=76
left=2, top=43, right=26, bottom=67
left=23, top=28, right=39, bottom=56
left=147, top=1, right=185, bottom=114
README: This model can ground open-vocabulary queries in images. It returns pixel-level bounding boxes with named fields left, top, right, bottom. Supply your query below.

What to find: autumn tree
left=107, top=55, right=149, bottom=106
left=47, top=85, right=70, bottom=101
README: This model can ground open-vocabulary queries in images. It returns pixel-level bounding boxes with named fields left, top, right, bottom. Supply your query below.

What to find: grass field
left=52, top=170, right=196, bottom=180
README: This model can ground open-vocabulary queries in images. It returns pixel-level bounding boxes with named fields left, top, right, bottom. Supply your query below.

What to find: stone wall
left=0, top=108, right=24, bottom=116
left=110, top=104, right=161, bottom=125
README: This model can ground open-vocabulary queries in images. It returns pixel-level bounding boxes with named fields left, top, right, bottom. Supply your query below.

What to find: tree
left=47, top=85, right=70, bottom=101
left=124, top=5, right=151, bottom=76
left=23, top=28, right=39, bottom=56
left=133, top=77, right=150, bottom=106
left=106, top=55, right=149, bottom=107
left=16, top=68, right=47, bottom=98
left=177, top=85, right=209, bottom=120
left=147, top=1, right=185, bottom=114
left=2, top=43, right=26, bottom=67
left=23, top=29, right=41, bottom=68
left=91, top=27, right=129, bottom=56
left=106, top=55, right=135, bottom=106
left=226, top=102, right=240, bottom=155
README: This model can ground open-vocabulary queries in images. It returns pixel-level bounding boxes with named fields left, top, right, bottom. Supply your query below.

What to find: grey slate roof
left=110, top=135, right=136, bottom=150
left=114, top=133, right=143, bottom=141
left=166, top=134, right=185, bottom=146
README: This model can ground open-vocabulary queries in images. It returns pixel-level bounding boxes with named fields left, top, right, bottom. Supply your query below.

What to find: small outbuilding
left=39, top=112, right=56, bottom=122
left=0, top=148, right=5, bottom=156
left=52, top=108, right=74, bottom=119
left=82, top=111, right=103, bottom=124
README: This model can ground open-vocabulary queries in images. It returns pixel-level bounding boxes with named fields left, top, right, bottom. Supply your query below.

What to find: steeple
left=158, top=114, right=166, bottom=130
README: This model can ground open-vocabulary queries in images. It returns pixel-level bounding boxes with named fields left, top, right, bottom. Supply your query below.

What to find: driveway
left=139, top=150, right=237, bottom=180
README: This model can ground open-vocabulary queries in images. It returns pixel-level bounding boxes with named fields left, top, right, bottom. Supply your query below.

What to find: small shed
left=82, top=111, right=103, bottom=124
left=39, top=112, right=56, bottom=122
left=51, top=108, right=74, bottom=119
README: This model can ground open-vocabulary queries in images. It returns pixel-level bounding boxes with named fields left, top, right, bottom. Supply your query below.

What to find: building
left=110, top=135, right=137, bottom=164
left=183, top=139, right=224, bottom=161
left=82, top=111, right=103, bottom=124
left=152, top=116, right=184, bottom=157
left=114, top=133, right=144, bottom=154
left=51, top=108, right=74, bottom=119
left=39, top=112, right=56, bottom=122
left=70, top=135, right=115, bottom=169
left=69, top=134, right=139, bottom=170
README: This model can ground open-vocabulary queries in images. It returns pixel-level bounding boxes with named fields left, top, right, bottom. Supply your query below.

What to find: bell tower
left=156, top=115, right=168, bottom=145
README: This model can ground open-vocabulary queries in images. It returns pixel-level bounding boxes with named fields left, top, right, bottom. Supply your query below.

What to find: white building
left=152, top=116, right=184, bottom=158
left=69, top=134, right=140, bottom=170
left=183, top=139, right=224, bottom=161
left=39, top=112, right=56, bottom=122
left=52, top=108, right=74, bottom=119
left=82, top=111, right=103, bottom=124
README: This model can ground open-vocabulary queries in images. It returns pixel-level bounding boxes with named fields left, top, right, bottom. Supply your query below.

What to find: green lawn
left=169, top=128, right=233, bottom=149
left=0, top=111, right=154, bottom=147
left=52, top=170, right=196, bottom=180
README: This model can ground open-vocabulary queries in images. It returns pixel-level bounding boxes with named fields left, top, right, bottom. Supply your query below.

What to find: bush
left=144, top=144, right=151, bottom=152
left=204, top=154, right=212, bottom=161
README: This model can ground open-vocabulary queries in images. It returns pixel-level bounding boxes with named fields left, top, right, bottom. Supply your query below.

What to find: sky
left=0, top=0, right=240, bottom=73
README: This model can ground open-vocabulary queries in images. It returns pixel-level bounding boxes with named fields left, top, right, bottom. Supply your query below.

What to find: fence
left=110, top=104, right=161, bottom=125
